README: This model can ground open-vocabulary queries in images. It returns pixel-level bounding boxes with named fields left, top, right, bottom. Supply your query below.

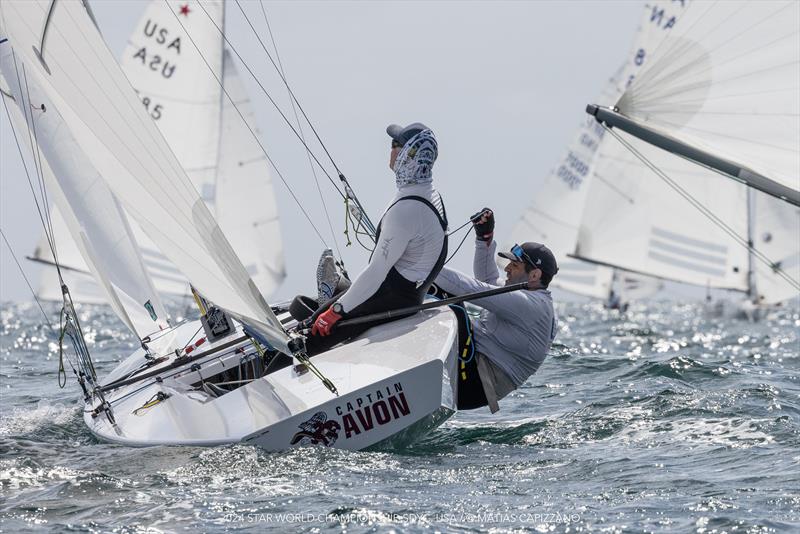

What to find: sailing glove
left=312, top=306, right=343, bottom=336
left=471, top=207, right=494, bottom=242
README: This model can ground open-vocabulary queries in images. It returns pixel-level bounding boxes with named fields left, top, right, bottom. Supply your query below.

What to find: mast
left=585, top=105, right=800, bottom=208
left=746, top=186, right=757, bottom=303
left=212, top=1, right=227, bottom=215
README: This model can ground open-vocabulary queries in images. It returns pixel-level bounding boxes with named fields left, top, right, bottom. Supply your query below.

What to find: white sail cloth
left=752, top=192, right=800, bottom=304
left=120, top=0, right=224, bottom=209
left=616, top=0, right=800, bottom=198
left=577, top=0, right=799, bottom=303
left=0, top=0, right=289, bottom=351
left=504, top=110, right=614, bottom=300
left=215, top=49, right=285, bottom=296
left=0, top=50, right=169, bottom=337
left=30, top=0, right=285, bottom=303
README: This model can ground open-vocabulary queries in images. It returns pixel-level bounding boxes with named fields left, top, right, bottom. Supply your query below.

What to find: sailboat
left=504, top=14, right=667, bottom=309
left=581, top=0, right=799, bottom=309
left=26, top=0, right=285, bottom=304
left=513, top=0, right=798, bottom=310
left=0, top=0, right=457, bottom=450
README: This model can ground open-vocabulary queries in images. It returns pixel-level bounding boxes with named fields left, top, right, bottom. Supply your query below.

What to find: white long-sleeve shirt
left=434, top=239, right=557, bottom=387
left=338, top=183, right=446, bottom=313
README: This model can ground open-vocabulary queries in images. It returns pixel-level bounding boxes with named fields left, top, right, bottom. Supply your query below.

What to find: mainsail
left=590, top=0, right=800, bottom=206
left=579, top=0, right=799, bottom=303
left=504, top=1, right=675, bottom=302
left=28, top=0, right=285, bottom=302
left=0, top=0, right=289, bottom=351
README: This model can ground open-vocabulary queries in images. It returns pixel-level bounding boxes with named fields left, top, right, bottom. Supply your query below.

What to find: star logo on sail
left=179, top=3, right=191, bottom=16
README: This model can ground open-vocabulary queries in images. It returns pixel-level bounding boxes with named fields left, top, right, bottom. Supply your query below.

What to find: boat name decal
left=335, top=383, right=411, bottom=439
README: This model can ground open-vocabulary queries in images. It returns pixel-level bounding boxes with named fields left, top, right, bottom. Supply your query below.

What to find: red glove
left=312, top=306, right=343, bottom=336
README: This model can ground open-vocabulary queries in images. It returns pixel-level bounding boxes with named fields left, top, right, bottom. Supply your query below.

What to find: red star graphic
left=179, top=4, right=190, bottom=16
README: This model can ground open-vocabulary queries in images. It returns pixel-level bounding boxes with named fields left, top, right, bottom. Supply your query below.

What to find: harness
left=372, top=194, right=449, bottom=299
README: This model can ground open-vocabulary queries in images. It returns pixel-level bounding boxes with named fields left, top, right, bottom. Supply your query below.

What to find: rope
left=234, top=0, right=348, bottom=181
left=603, top=125, right=800, bottom=292
left=0, top=228, right=54, bottom=330
left=199, top=1, right=377, bottom=240
left=445, top=225, right=473, bottom=265
left=2, top=55, right=62, bottom=282
left=19, top=63, right=59, bottom=269
left=257, top=0, right=343, bottom=260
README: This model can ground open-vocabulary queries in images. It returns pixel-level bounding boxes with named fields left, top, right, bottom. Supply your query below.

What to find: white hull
left=85, top=309, right=458, bottom=451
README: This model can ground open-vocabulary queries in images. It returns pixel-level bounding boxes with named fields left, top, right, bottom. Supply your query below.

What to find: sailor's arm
left=473, top=239, right=502, bottom=285
left=337, top=202, right=415, bottom=313
left=471, top=208, right=501, bottom=284
left=435, top=267, right=533, bottom=318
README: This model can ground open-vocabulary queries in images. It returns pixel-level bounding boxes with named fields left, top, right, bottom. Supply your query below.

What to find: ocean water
left=1, top=300, right=798, bottom=533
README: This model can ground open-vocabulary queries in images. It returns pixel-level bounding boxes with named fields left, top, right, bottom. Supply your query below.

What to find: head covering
left=387, top=122, right=429, bottom=146
left=498, top=242, right=559, bottom=276
left=392, top=128, right=438, bottom=187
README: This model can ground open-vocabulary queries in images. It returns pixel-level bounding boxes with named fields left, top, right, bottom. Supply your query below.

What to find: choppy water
left=1, top=300, right=798, bottom=533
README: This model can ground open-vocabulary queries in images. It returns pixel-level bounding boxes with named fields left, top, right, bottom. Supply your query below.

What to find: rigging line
left=604, top=126, right=800, bottom=292
left=234, top=0, right=346, bottom=179
left=166, top=2, right=329, bottom=248
left=0, top=83, right=62, bottom=283
left=445, top=225, right=472, bottom=265
left=212, top=1, right=378, bottom=241
left=194, top=1, right=345, bottom=201
left=349, top=211, right=375, bottom=252
left=20, top=62, right=59, bottom=268
left=0, top=228, right=55, bottom=331
left=8, top=52, right=58, bottom=258
left=258, top=0, right=342, bottom=259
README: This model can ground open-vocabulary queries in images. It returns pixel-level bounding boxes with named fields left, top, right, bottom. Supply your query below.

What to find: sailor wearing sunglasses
left=433, top=209, right=558, bottom=412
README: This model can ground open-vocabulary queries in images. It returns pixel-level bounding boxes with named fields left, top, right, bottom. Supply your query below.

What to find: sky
left=0, top=0, right=647, bottom=304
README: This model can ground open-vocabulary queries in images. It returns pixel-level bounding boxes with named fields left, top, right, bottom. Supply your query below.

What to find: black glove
left=470, top=207, right=494, bottom=242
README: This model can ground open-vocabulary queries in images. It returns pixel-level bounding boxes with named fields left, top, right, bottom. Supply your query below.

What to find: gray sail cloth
left=392, top=129, right=438, bottom=187
left=434, top=239, right=558, bottom=388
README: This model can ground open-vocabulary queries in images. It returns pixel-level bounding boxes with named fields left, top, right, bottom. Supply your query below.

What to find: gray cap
left=387, top=122, right=430, bottom=147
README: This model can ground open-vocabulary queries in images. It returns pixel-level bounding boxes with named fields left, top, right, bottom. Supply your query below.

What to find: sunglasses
left=511, top=244, right=538, bottom=269
left=391, top=140, right=403, bottom=149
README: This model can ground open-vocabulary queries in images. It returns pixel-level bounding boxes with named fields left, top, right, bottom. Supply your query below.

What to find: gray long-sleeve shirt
left=434, top=239, right=557, bottom=387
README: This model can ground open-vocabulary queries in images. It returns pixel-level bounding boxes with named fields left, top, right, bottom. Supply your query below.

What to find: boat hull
left=84, top=308, right=458, bottom=450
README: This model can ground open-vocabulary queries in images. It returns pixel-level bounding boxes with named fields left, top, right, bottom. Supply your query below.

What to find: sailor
left=433, top=209, right=558, bottom=412
left=303, top=123, right=448, bottom=355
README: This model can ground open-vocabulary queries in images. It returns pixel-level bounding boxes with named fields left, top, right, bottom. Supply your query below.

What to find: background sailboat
left=583, top=0, right=800, bottom=307
left=28, top=0, right=285, bottom=305
left=504, top=4, right=671, bottom=307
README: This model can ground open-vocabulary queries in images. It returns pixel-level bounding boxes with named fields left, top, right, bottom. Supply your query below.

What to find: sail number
left=141, top=96, right=163, bottom=121
left=557, top=152, right=590, bottom=190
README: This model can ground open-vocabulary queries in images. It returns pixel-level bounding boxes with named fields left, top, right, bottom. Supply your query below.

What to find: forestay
left=751, top=192, right=800, bottom=304
left=0, top=0, right=290, bottom=352
left=616, top=0, right=800, bottom=202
